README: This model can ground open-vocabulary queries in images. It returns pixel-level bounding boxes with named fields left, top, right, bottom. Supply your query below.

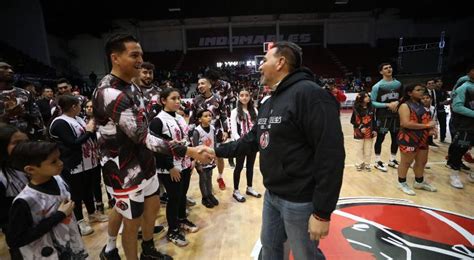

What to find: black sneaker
left=138, top=225, right=165, bottom=240
left=208, top=195, right=219, bottom=206
left=202, top=198, right=214, bottom=208
left=100, top=245, right=121, bottom=260
left=140, top=248, right=173, bottom=260
left=166, top=229, right=189, bottom=247
left=429, top=142, right=439, bottom=147
left=180, top=218, right=199, bottom=233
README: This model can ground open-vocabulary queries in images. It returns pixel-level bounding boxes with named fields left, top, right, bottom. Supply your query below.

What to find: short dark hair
left=426, top=78, right=436, bottom=84
left=141, top=61, right=155, bottom=71
left=105, top=34, right=139, bottom=63
left=56, top=78, right=70, bottom=86
left=11, top=141, right=58, bottom=169
left=203, top=70, right=220, bottom=81
left=271, top=41, right=302, bottom=71
left=196, top=109, right=212, bottom=119
left=42, top=86, right=53, bottom=92
left=378, top=62, right=391, bottom=72
left=57, top=94, right=80, bottom=112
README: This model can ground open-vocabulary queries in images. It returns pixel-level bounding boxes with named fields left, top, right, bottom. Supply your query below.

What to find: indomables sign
left=186, top=25, right=323, bottom=49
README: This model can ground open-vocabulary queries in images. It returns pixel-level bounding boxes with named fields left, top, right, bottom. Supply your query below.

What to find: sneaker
left=208, top=195, right=219, bottom=206
left=364, top=164, right=372, bottom=172
left=388, top=159, right=399, bottom=169
left=233, top=190, right=246, bottom=202
left=202, top=198, right=214, bottom=208
left=429, top=142, right=439, bottom=148
left=180, top=219, right=199, bottom=233
left=413, top=181, right=437, bottom=192
left=464, top=152, right=474, bottom=163
left=217, top=178, right=226, bottom=190
left=398, top=182, right=416, bottom=196
left=246, top=187, right=262, bottom=198
left=425, top=165, right=431, bottom=169
left=468, top=172, right=474, bottom=183
left=450, top=174, right=464, bottom=189
left=445, top=163, right=456, bottom=170
left=166, top=229, right=188, bottom=247
left=375, top=161, right=388, bottom=172
left=186, top=197, right=196, bottom=207
left=89, top=212, right=109, bottom=223
left=355, top=163, right=364, bottom=171
left=140, top=247, right=173, bottom=260
left=78, top=219, right=94, bottom=236
left=100, top=245, right=121, bottom=260
left=96, top=203, right=105, bottom=214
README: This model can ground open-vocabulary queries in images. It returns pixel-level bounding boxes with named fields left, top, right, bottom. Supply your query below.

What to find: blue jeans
left=261, top=190, right=325, bottom=260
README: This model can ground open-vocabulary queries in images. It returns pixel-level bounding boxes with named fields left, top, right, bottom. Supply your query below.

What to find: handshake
left=187, top=145, right=216, bottom=164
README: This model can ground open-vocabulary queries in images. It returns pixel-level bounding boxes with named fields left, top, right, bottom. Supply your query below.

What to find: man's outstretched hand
left=186, top=146, right=216, bottom=164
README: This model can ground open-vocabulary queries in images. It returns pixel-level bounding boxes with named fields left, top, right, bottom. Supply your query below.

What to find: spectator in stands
left=56, top=78, right=73, bottom=96
left=326, top=80, right=347, bottom=104
left=0, top=62, right=45, bottom=140
left=37, top=86, right=55, bottom=125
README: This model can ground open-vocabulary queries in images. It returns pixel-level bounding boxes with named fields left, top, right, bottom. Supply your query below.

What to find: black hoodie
left=215, top=68, right=345, bottom=220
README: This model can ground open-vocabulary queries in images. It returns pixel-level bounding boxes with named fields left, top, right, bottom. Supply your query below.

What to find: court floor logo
left=252, top=197, right=473, bottom=259
left=323, top=197, right=473, bottom=259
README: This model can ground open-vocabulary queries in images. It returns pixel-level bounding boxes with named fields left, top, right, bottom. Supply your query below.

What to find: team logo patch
left=116, top=200, right=129, bottom=211
left=259, top=131, right=270, bottom=149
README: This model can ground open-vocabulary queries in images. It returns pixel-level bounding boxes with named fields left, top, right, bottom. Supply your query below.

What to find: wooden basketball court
left=1, top=111, right=472, bottom=259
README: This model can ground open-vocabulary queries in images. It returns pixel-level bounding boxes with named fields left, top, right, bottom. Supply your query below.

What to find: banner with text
left=186, top=24, right=323, bottom=49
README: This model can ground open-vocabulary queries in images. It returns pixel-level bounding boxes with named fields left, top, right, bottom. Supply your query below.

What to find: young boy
left=6, top=141, right=88, bottom=259
left=192, top=109, right=219, bottom=208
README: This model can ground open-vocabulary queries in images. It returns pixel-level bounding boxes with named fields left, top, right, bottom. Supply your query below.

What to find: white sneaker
left=388, top=159, right=399, bottom=169
left=89, top=212, right=109, bottom=223
left=468, top=173, right=474, bottom=183
left=450, top=174, right=464, bottom=189
left=375, top=161, right=388, bottom=172
left=398, top=182, right=416, bottom=195
left=246, top=187, right=262, bottom=198
left=355, top=163, right=364, bottom=171
left=233, top=190, right=246, bottom=202
left=413, top=181, right=437, bottom=192
left=78, top=219, right=94, bottom=236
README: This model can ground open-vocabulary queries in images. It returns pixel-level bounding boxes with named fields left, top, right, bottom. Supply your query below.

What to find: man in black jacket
left=213, top=42, right=345, bottom=259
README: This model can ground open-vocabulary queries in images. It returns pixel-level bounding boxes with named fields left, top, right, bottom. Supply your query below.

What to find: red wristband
left=312, top=213, right=330, bottom=222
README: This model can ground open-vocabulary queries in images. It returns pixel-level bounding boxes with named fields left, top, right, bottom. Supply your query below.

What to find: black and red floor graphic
left=252, top=197, right=473, bottom=259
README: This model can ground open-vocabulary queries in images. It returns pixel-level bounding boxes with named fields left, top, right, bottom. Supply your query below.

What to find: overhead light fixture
left=335, top=0, right=349, bottom=4
left=169, top=8, right=181, bottom=12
